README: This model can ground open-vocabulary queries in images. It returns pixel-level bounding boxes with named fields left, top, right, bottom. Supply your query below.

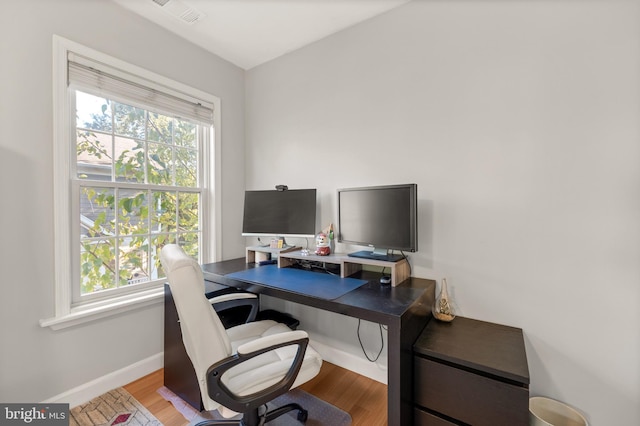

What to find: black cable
left=324, top=266, right=339, bottom=276
left=357, top=319, right=384, bottom=362
left=400, top=250, right=412, bottom=276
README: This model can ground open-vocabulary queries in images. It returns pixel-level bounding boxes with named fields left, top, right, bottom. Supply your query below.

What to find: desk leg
left=387, top=320, right=419, bottom=426
left=387, top=321, right=403, bottom=425
left=388, top=303, right=433, bottom=424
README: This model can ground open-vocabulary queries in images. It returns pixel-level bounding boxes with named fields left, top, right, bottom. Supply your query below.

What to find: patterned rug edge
left=69, top=387, right=161, bottom=426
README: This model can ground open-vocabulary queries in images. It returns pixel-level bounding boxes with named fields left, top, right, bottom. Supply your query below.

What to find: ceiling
left=111, top=0, right=411, bottom=70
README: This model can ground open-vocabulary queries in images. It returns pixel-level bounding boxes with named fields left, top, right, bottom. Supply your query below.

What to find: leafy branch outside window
left=76, top=92, right=200, bottom=295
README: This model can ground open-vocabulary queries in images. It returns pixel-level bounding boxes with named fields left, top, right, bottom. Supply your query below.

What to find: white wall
left=245, top=1, right=640, bottom=424
left=0, top=0, right=246, bottom=402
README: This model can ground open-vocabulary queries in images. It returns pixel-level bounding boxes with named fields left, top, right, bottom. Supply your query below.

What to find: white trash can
left=529, top=397, right=588, bottom=426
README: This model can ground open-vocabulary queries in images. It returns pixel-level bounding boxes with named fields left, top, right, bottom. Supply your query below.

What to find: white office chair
left=160, top=244, right=323, bottom=426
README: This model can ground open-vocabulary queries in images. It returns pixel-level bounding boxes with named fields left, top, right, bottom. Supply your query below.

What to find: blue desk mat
left=226, top=266, right=367, bottom=300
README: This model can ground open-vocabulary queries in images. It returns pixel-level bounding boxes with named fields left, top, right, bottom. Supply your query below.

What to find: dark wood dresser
left=413, top=316, right=530, bottom=425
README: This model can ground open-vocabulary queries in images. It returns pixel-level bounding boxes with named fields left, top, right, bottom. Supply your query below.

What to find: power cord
left=357, top=319, right=385, bottom=362
left=400, top=250, right=412, bottom=276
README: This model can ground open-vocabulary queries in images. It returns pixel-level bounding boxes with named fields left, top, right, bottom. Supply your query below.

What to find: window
left=75, top=91, right=202, bottom=300
left=42, top=36, right=221, bottom=329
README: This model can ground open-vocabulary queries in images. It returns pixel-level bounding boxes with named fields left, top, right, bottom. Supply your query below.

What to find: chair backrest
left=160, top=244, right=232, bottom=411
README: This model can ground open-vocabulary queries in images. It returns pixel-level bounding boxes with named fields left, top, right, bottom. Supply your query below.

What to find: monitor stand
left=347, top=248, right=405, bottom=263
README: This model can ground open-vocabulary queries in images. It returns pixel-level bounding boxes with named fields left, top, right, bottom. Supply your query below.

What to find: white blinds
left=67, top=52, right=214, bottom=125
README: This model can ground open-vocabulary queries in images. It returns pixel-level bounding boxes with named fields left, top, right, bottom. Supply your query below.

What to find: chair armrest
left=208, top=292, right=259, bottom=323
left=205, top=331, right=309, bottom=412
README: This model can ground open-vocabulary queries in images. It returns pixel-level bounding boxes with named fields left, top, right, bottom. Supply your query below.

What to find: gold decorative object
left=432, top=278, right=455, bottom=322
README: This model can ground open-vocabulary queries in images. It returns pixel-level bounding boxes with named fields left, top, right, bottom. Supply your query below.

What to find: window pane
left=178, top=192, right=199, bottom=232
left=117, top=189, right=149, bottom=236
left=179, top=232, right=199, bottom=259
left=175, top=147, right=197, bottom=187
left=174, top=120, right=197, bottom=148
left=80, top=238, right=116, bottom=294
left=76, top=130, right=112, bottom=180
left=114, top=136, right=145, bottom=183
left=147, top=112, right=173, bottom=144
left=119, top=237, right=149, bottom=286
left=150, top=233, right=176, bottom=279
left=76, top=91, right=112, bottom=132
left=148, top=142, right=173, bottom=185
left=80, top=187, right=116, bottom=238
left=113, top=102, right=145, bottom=139
left=151, top=191, right=177, bottom=233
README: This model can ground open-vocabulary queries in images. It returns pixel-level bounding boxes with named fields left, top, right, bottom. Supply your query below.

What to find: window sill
left=39, top=287, right=164, bottom=330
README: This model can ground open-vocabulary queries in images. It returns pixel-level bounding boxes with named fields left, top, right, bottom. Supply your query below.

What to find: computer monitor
left=242, top=188, right=317, bottom=242
left=337, top=183, right=418, bottom=262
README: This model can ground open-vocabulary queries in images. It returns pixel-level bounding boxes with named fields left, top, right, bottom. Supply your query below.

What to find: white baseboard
left=41, top=352, right=163, bottom=407
left=309, top=337, right=388, bottom=385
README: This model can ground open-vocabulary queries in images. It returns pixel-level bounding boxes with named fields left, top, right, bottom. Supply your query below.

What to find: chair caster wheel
left=297, top=409, right=308, bottom=423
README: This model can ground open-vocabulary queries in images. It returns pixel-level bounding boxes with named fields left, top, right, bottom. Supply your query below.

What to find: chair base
left=194, top=403, right=308, bottom=426
left=264, top=402, right=307, bottom=424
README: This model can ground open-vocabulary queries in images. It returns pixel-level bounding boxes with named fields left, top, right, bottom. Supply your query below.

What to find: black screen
left=338, top=184, right=417, bottom=252
left=242, top=189, right=317, bottom=237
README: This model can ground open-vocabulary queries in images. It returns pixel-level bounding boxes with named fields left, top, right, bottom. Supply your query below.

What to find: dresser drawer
left=414, top=407, right=457, bottom=426
left=414, top=357, right=529, bottom=426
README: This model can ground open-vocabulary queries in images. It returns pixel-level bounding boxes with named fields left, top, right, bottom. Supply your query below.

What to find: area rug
left=70, top=387, right=161, bottom=426
left=158, top=386, right=351, bottom=426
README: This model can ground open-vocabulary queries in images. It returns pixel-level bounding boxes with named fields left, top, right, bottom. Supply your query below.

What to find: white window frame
left=41, top=35, right=221, bottom=330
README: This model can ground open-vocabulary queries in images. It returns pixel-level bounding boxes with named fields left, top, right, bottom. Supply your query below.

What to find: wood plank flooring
left=124, top=362, right=387, bottom=426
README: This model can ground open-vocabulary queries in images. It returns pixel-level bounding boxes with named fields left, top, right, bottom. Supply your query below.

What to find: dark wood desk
left=200, top=258, right=436, bottom=426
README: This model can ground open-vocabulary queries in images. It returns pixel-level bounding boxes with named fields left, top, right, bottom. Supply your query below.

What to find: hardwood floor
left=124, top=362, right=387, bottom=426
left=124, top=369, right=188, bottom=426
left=297, top=362, right=387, bottom=426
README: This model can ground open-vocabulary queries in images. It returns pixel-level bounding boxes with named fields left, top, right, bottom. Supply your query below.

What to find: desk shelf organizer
left=278, top=250, right=410, bottom=287
left=245, top=245, right=300, bottom=264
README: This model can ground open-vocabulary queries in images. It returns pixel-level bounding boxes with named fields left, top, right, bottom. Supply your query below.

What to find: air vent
left=180, top=8, right=203, bottom=24
left=150, top=0, right=206, bottom=24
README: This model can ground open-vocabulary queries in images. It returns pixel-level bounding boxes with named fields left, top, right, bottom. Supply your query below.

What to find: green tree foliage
left=77, top=93, right=200, bottom=295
